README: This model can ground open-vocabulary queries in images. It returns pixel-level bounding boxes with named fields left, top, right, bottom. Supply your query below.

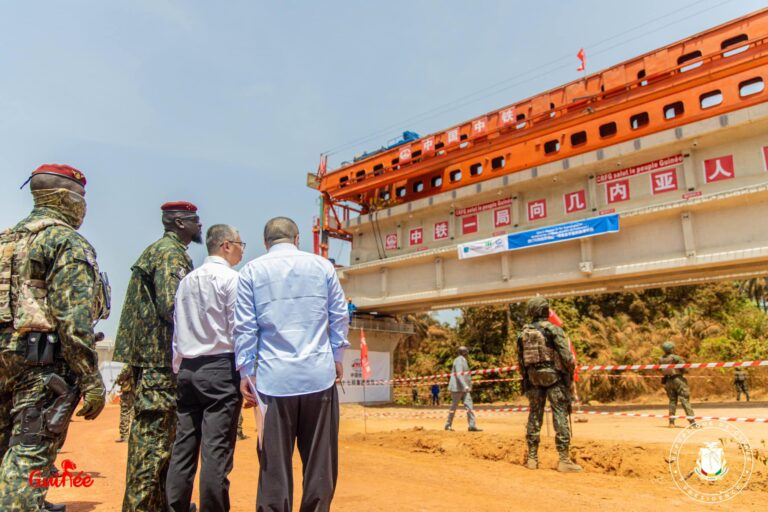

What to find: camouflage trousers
left=525, top=381, right=571, bottom=457
left=0, top=352, right=15, bottom=462
left=119, top=391, right=134, bottom=440
left=0, top=353, right=75, bottom=511
left=122, top=367, right=176, bottom=512
left=665, top=376, right=695, bottom=424
left=735, top=380, right=750, bottom=401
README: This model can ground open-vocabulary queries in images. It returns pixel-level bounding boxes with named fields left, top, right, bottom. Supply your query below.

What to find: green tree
left=739, top=278, right=768, bottom=311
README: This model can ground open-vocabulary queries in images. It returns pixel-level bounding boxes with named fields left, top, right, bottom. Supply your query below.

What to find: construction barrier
left=377, top=359, right=768, bottom=386
left=338, top=377, right=521, bottom=387
left=357, top=406, right=768, bottom=423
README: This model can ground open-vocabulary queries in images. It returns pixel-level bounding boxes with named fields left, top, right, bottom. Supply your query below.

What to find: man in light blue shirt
left=234, top=217, right=349, bottom=512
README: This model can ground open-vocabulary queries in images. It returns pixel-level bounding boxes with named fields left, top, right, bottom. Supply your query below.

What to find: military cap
left=25, top=164, right=87, bottom=187
left=661, top=341, right=675, bottom=353
left=161, top=201, right=198, bottom=212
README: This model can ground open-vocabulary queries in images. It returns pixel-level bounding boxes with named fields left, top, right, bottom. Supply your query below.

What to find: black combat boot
left=43, top=501, right=66, bottom=512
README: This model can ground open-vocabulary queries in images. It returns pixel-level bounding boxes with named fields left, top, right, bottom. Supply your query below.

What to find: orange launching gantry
left=308, top=9, right=768, bottom=258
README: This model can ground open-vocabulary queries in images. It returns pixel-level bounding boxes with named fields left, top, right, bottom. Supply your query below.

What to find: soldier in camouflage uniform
left=115, top=364, right=134, bottom=442
left=659, top=341, right=697, bottom=427
left=517, top=297, right=581, bottom=473
left=113, top=201, right=200, bottom=512
left=0, top=165, right=110, bottom=512
left=734, top=367, right=750, bottom=402
left=237, top=410, right=247, bottom=440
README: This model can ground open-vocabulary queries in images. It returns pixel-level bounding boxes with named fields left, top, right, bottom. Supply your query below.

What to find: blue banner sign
left=507, top=214, right=620, bottom=251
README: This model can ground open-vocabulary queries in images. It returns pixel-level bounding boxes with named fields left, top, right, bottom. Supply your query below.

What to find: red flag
left=548, top=309, right=563, bottom=327
left=549, top=309, right=579, bottom=382
left=360, top=327, right=372, bottom=380
left=317, top=154, right=328, bottom=178
left=568, top=337, right=580, bottom=383
left=576, top=48, right=586, bottom=72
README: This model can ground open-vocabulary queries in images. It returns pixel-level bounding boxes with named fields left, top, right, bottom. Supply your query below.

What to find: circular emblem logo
left=668, top=420, right=753, bottom=503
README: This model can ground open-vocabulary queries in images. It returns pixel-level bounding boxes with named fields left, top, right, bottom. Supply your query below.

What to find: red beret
left=31, top=164, right=87, bottom=187
left=161, top=201, right=198, bottom=213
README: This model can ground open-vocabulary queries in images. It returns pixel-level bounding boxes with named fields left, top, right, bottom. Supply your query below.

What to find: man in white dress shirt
left=166, top=224, right=245, bottom=512
left=234, top=217, right=349, bottom=512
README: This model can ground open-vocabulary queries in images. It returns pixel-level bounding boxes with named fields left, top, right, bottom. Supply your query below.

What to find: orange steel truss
left=314, top=8, right=768, bottom=224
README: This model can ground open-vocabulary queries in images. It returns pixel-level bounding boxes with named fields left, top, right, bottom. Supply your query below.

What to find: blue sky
left=0, top=0, right=763, bottom=335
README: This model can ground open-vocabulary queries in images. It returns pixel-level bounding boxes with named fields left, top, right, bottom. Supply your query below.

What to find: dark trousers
left=257, top=385, right=339, bottom=512
left=166, top=354, right=242, bottom=512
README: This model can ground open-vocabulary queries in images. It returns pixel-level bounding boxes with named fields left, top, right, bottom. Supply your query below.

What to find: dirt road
left=48, top=401, right=767, bottom=511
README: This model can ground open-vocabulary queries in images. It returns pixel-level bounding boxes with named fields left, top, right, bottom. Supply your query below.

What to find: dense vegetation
left=395, top=281, right=768, bottom=404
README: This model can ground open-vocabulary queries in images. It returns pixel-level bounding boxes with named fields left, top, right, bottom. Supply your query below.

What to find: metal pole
left=362, top=381, right=368, bottom=437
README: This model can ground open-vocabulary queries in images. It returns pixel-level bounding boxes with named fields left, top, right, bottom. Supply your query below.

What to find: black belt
left=188, top=353, right=234, bottom=361
left=179, top=352, right=235, bottom=370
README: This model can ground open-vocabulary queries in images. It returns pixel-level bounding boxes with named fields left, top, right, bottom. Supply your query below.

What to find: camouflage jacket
left=734, top=367, right=748, bottom=382
left=113, top=232, right=192, bottom=367
left=516, top=320, right=574, bottom=391
left=659, top=354, right=686, bottom=378
left=115, top=364, right=134, bottom=392
left=0, top=207, right=106, bottom=383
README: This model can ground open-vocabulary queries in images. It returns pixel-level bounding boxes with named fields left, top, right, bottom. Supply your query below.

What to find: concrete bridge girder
left=339, top=104, right=768, bottom=314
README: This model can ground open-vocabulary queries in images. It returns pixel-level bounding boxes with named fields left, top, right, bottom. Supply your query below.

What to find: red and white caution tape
left=358, top=406, right=768, bottom=423
left=382, top=360, right=768, bottom=386
left=574, top=410, right=768, bottom=423
left=580, top=360, right=768, bottom=371
left=338, top=377, right=521, bottom=387
left=390, top=365, right=519, bottom=384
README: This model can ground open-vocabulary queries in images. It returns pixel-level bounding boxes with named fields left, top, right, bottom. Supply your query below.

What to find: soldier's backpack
left=521, top=324, right=557, bottom=367
left=0, top=219, right=69, bottom=331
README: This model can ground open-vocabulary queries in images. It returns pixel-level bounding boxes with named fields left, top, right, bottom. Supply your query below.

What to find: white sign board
left=337, top=349, right=391, bottom=403
left=100, top=361, right=124, bottom=393
left=457, top=234, right=508, bottom=260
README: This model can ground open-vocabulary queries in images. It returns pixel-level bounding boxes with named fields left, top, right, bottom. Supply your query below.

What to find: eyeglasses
left=222, top=240, right=247, bottom=249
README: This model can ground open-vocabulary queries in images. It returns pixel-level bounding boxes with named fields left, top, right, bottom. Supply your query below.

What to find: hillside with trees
left=394, top=281, right=768, bottom=404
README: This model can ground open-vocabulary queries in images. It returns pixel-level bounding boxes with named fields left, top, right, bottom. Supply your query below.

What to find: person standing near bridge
left=659, top=341, right=697, bottom=428
left=444, top=346, right=482, bottom=432
left=235, top=217, right=349, bottom=512
left=0, top=165, right=110, bottom=512
left=166, top=224, right=245, bottom=512
left=431, top=383, right=440, bottom=406
left=734, top=366, right=750, bottom=402
left=113, top=201, right=200, bottom=512
left=347, top=298, right=357, bottom=325
left=517, top=297, right=581, bottom=472
left=116, top=364, right=134, bottom=443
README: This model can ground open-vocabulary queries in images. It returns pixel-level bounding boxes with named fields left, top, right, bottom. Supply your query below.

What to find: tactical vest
left=0, top=218, right=109, bottom=334
left=521, top=323, right=564, bottom=371
left=659, top=355, right=682, bottom=377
